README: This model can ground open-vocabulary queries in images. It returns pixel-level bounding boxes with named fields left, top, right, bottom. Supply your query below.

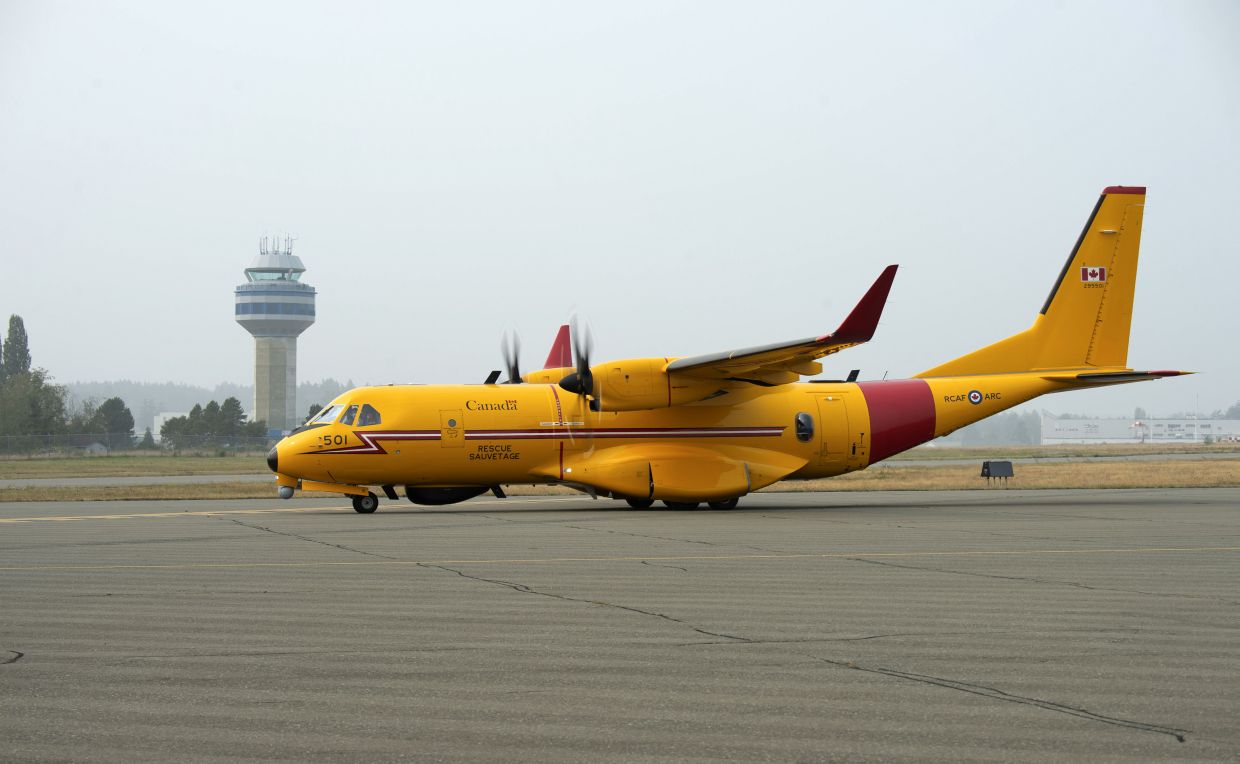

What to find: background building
left=234, top=237, right=316, bottom=435
left=1041, top=415, right=1240, bottom=444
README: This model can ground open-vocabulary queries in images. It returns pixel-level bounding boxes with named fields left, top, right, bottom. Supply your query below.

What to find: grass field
left=2, top=458, right=1236, bottom=502
left=0, top=454, right=268, bottom=480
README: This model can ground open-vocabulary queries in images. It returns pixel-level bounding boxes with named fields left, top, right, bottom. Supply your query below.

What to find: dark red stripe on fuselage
left=857, top=380, right=936, bottom=463
left=307, top=426, right=786, bottom=455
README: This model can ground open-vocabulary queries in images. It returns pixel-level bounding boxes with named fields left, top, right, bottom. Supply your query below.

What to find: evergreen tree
left=202, top=400, right=222, bottom=434
left=220, top=397, right=247, bottom=435
left=159, top=414, right=187, bottom=446
left=138, top=428, right=157, bottom=449
left=187, top=403, right=204, bottom=435
left=3, top=315, right=31, bottom=376
left=97, top=397, right=135, bottom=449
left=306, top=403, right=323, bottom=424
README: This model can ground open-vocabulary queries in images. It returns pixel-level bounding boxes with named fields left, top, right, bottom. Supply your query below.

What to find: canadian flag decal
left=1081, top=266, right=1107, bottom=282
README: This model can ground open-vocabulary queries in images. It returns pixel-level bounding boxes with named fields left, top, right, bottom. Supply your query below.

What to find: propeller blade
left=564, top=315, right=594, bottom=397
left=501, top=331, right=523, bottom=384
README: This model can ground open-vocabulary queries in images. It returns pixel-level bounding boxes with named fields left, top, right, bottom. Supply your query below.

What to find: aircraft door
left=816, top=395, right=849, bottom=466
left=440, top=410, right=464, bottom=448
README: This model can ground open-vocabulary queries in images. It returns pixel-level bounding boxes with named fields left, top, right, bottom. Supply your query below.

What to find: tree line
left=0, top=315, right=267, bottom=452
left=158, top=399, right=267, bottom=448
left=0, top=315, right=144, bottom=449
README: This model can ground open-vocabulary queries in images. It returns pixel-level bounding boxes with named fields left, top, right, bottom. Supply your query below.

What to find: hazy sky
left=1, top=1, right=1237, bottom=417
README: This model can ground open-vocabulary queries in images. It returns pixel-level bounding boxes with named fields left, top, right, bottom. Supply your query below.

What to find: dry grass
left=891, top=442, right=1240, bottom=461
left=769, top=459, right=1240, bottom=492
left=0, top=481, right=276, bottom=503
left=2, top=459, right=1236, bottom=502
left=0, top=455, right=267, bottom=480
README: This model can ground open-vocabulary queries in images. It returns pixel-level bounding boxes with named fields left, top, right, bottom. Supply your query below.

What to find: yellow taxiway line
left=0, top=546, right=1236, bottom=573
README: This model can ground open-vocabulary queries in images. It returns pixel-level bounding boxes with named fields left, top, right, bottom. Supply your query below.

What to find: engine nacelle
left=581, top=358, right=719, bottom=412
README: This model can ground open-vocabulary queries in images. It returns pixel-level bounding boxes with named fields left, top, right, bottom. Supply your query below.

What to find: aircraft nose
left=266, top=445, right=279, bottom=473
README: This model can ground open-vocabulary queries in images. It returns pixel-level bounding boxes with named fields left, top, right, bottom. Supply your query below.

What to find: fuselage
left=272, top=372, right=1063, bottom=499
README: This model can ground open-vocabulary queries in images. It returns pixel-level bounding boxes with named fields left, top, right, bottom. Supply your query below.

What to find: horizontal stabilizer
left=1041, top=369, right=1191, bottom=386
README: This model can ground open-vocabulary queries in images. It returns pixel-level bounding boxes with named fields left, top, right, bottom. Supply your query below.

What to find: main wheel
left=625, top=498, right=655, bottom=509
left=352, top=492, right=379, bottom=514
left=662, top=501, right=700, bottom=509
left=708, top=498, right=740, bottom=510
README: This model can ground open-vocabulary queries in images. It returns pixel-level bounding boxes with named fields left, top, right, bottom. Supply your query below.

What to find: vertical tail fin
left=918, top=186, right=1146, bottom=377
left=543, top=324, right=572, bottom=370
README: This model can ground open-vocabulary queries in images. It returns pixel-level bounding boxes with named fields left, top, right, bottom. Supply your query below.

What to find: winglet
left=818, top=265, right=898, bottom=344
left=543, top=324, right=573, bottom=369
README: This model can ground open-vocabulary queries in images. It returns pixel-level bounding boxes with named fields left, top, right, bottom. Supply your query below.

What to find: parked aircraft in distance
left=268, top=186, right=1185, bottom=512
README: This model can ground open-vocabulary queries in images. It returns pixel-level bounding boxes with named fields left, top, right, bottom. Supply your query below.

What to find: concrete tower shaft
left=235, top=237, right=316, bottom=433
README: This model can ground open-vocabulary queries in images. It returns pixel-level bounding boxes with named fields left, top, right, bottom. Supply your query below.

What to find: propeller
left=558, top=316, right=594, bottom=401
left=500, top=330, right=522, bottom=384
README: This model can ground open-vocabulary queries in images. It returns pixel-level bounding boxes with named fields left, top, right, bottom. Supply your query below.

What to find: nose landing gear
left=351, top=492, right=379, bottom=514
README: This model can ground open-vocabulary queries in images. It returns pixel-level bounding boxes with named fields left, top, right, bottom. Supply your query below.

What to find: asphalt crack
left=850, top=557, right=1239, bottom=605
left=562, top=523, right=788, bottom=555
left=680, top=633, right=923, bottom=647
left=119, top=646, right=477, bottom=661
left=640, top=559, right=688, bottom=573
left=1, top=651, right=24, bottom=665
left=219, top=517, right=399, bottom=560
left=418, top=563, right=748, bottom=642
left=799, top=652, right=1189, bottom=743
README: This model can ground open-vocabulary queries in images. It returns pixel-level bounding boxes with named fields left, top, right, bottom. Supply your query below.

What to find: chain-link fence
left=0, top=434, right=274, bottom=455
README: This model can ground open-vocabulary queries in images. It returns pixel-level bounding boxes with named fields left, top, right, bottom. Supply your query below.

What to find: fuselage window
left=795, top=412, right=814, bottom=442
left=310, top=404, right=344, bottom=424
left=358, top=404, right=382, bottom=427
left=339, top=405, right=358, bottom=426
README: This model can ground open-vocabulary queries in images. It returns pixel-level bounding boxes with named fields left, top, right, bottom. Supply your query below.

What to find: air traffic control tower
left=234, top=237, right=315, bottom=435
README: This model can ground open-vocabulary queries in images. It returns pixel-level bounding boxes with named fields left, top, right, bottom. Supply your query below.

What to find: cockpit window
left=310, top=404, right=344, bottom=424
left=358, top=404, right=382, bottom=426
left=339, top=405, right=358, bottom=426
left=795, top=412, right=814, bottom=442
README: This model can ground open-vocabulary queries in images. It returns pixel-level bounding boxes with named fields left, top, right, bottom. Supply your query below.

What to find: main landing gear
left=352, top=492, right=379, bottom=514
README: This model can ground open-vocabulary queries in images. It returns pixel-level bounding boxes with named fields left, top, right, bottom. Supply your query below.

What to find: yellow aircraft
left=268, top=185, right=1185, bottom=512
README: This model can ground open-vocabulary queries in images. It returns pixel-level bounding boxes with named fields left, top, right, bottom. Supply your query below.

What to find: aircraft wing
left=666, top=265, right=898, bottom=383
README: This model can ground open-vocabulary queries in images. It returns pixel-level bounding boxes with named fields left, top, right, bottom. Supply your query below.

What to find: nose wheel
left=352, top=492, right=379, bottom=514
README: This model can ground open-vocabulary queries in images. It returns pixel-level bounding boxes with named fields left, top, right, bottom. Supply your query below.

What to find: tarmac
left=1, top=488, right=1237, bottom=762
